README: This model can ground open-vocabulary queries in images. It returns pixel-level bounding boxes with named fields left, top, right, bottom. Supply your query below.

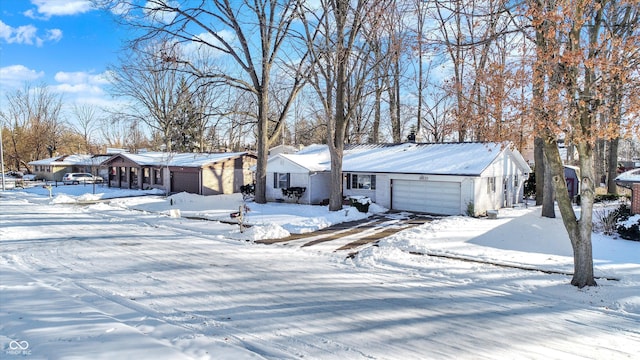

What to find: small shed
left=564, top=165, right=581, bottom=201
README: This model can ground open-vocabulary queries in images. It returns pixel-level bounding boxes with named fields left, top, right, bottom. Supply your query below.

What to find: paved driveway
left=256, top=212, right=436, bottom=254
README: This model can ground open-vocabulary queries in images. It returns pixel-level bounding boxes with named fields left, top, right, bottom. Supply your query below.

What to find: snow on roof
left=279, top=148, right=332, bottom=172
left=29, top=154, right=110, bottom=166
left=343, top=142, right=508, bottom=175
left=615, top=168, right=640, bottom=185
left=278, top=142, right=517, bottom=175
left=112, top=152, right=251, bottom=167
left=170, top=152, right=251, bottom=167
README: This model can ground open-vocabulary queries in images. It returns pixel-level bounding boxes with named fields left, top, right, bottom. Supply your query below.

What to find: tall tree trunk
left=533, top=136, right=545, bottom=206
left=392, top=55, right=401, bottom=143
left=595, top=138, right=606, bottom=187
left=541, top=148, right=556, bottom=218
left=607, top=74, right=623, bottom=194
left=543, top=136, right=596, bottom=287
left=327, top=0, right=350, bottom=212
left=607, top=138, right=619, bottom=194
left=254, top=93, right=269, bottom=204
left=371, top=79, right=382, bottom=143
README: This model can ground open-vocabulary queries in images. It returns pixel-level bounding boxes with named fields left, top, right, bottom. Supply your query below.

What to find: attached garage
left=170, top=170, right=200, bottom=194
left=391, top=179, right=462, bottom=215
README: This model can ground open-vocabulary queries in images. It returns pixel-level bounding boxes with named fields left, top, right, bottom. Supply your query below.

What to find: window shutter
left=273, top=173, right=278, bottom=188
left=371, top=175, right=376, bottom=190
left=346, top=174, right=351, bottom=189
left=286, top=173, right=290, bottom=188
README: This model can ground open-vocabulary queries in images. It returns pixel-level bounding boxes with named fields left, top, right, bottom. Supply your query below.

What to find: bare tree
left=422, top=87, right=455, bottom=142
left=108, top=40, right=187, bottom=152
left=300, top=0, right=384, bottom=210
left=101, top=0, right=310, bottom=203
left=71, top=104, right=99, bottom=153
left=431, top=0, right=521, bottom=143
left=0, top=83, right=64, bottom=169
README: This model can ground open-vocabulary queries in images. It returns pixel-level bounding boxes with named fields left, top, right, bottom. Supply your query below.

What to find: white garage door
left=392, top=180, right=461, bottom=215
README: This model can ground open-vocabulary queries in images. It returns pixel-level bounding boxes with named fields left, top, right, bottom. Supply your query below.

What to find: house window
left=487, top=177, right=496, bottom=194
left=119, top=167, right=126, bottom=182
left=143, top=168, right=150, bottom=183
left=130, top=168, right=139, bottom=187
left=348, top=174, right=376, bottom=190
left=154, top=169, right=163, bottom=185
left=273, top=172, right=290, bottom=188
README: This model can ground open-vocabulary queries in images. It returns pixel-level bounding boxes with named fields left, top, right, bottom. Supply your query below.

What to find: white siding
left=265, top=156, right=332, bottom=204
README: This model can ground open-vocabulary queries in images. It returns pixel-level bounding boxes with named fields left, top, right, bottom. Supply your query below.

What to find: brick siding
left=632, top=183, right=640, bottom=215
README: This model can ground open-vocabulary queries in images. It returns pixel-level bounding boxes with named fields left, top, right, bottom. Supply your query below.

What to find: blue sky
left=0, top=0, right=126, bottom=109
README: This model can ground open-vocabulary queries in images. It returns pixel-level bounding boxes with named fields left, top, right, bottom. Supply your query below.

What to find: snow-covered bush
left=617, top=214, right=640, bottom=241
left=593, top=202, right=639, bottom=240
left=348, top=196, right=371, bottom=213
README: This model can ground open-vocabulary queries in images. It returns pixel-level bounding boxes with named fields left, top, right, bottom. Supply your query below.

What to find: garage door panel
left=392, top=180, right=461, bottom=215
left=171, top=172, right=200, bottom=194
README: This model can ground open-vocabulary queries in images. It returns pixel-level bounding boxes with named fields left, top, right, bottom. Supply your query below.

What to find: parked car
left=62, top=173, right=103, bottom=185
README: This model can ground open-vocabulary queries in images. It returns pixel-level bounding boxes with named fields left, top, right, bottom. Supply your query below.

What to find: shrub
left=523, top=171, right=536, bottom=199
left=349, top=196, right=371, bottom=213
left=617, top=214, right=640, bottom=241
left=595, top=193, right=622, bottom=203
left=593, top=209, right=619, bottom=236
left=466, top=201, right=475, bottom=217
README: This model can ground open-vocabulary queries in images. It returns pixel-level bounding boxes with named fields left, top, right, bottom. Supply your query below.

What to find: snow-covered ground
left=1, top=183, right=639, bottom=359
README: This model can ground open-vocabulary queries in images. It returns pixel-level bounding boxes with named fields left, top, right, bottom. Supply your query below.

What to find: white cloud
left=0, top=20, right=62, bottom=47
left=54, top=71, right=109, bottom=86
left=0, top=65, right=45, bottom=88
left=0, top=21, right=13, bottom=40
left=52, top=83, right=105, bottom=96
left=46, top=28, right=63, bottom=42
left=28, top=0, right=94, bottom=18
left=143, top=0, right=177, bottom=24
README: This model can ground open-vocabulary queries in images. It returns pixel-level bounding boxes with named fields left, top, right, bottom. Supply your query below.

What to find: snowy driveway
left=1, top=194, right=639, bottom=359
left=256, top=212, right=434, bottom=254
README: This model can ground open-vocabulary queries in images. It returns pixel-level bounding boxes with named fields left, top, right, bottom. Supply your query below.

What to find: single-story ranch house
left=102, top=151, right=256, bottom=195
left=28, top=154, right=112, bottom=182
left=266, top=142, right=531, bottom=216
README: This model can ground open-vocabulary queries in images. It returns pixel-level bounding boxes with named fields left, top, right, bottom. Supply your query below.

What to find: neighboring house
left=615, top=168, right=640, bottom=214
left=28, top=154, right=112, bottom=182
left=102, top=151, right=256, bottom=195
left=266, top=142, right=531, bottom=216
left=266, top=144, right=333, bottom=205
